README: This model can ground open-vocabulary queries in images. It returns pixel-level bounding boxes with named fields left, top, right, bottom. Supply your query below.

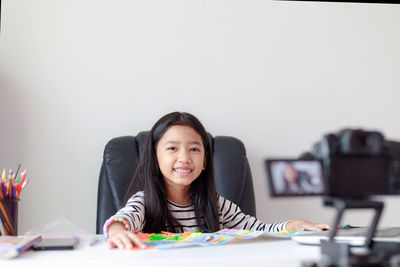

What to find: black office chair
left=96, top=132, right=256, bottom=234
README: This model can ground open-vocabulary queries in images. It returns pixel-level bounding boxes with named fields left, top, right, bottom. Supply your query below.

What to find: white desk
left=5, top=236, right=321, bottom=267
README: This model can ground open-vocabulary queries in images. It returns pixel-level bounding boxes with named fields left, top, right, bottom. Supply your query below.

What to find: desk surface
left=5, top=236, right=321, bottom=267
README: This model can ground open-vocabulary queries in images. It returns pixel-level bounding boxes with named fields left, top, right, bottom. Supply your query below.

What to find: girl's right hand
left=106, top=222, right=146, bottom=250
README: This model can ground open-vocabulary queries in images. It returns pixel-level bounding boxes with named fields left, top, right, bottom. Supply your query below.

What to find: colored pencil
left=18, top=170, right=27, bottom=195
left=14, top=164, right=21, bottom=183
left=1, top=169, right=5, bottom=183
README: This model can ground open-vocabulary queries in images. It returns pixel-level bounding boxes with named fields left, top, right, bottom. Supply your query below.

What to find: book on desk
left=0, top=235, right=42, bottom=259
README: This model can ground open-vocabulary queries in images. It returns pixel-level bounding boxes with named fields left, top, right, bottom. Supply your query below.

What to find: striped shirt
left=104, top=191, right=287, bottom=235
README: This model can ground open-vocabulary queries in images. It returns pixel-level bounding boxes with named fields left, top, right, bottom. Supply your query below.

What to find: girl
left=104, top=112, right=331, bottom=249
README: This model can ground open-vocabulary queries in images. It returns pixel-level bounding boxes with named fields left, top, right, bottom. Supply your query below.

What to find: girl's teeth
left=175, top=169, right=191, bottom=173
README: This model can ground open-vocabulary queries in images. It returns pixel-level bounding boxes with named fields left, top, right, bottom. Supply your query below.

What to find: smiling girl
left=104, top=112, right=331, bottom=249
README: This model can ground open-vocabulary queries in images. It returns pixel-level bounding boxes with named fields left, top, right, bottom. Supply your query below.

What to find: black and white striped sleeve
left=103, top=191, right=146, bottom=234
left=218, top=195, right=287, bottom=233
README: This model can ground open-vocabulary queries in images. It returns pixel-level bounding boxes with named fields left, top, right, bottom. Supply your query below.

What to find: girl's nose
left=178, top=150, right=191, bottom=163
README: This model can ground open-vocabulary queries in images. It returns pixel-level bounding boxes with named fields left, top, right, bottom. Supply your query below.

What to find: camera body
left=308, top=129, right=400, bottom=198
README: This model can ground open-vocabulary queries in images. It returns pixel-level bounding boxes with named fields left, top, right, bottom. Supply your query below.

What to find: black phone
left=32, top=238, right=79, bottom=251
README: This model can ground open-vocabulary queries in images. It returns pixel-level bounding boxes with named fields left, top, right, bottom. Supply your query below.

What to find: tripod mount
left=303, top=197, right=400, bottom=267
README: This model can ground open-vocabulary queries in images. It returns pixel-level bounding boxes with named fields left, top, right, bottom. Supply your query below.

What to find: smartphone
left=32, top=238, right=79, bottom=250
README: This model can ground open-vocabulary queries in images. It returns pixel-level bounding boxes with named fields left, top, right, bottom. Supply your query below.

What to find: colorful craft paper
left=125, top=228, right=317, bottom=251
left=126, top=229, right=270, bottom=251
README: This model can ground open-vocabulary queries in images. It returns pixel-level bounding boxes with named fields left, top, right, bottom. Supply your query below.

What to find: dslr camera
left=306, top=128, right=400, bottom=198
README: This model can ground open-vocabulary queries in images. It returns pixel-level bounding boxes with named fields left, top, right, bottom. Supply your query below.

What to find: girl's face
left=156, top=125, right=206, bottom=192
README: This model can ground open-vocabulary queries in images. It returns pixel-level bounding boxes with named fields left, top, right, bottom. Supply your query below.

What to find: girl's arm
left=103, top=191, right=146, bottom=249
left=218, top=195, right=332, bottom=232
left=285, top=220, right=332, bottom=232
left=107, top=222, right=146, bottom=249
left=103, top=191, right=145, bottom=234
left=218, top=195, right=287, bottom=232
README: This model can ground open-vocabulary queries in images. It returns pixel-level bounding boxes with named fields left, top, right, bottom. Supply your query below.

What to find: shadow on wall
left=0, top=74, right=28, bottom=168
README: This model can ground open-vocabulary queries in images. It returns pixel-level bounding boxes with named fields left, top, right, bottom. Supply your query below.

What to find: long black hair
left=136, top=112, right=219, bottom=233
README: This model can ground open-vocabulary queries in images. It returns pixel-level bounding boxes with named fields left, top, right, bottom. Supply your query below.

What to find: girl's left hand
left=285, top=219, right=332, bottom=232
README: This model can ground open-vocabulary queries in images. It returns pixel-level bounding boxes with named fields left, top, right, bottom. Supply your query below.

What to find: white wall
left=1, top=0, right=400, bottom=234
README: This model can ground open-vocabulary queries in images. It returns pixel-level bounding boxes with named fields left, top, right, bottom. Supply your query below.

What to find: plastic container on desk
left=0, top=198, right=19, bottom=236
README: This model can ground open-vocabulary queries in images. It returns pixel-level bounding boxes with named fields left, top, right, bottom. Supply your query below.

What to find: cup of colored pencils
left=0, top=166, right=29, bottom=236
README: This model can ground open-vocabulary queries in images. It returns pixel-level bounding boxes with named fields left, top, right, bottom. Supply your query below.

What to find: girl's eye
left=167, top=147, right=177, bottom=151
left=190, top=148, right=200, bottom=152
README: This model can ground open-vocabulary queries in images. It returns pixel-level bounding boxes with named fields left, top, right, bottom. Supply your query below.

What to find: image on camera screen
left=265, top=159, right=326, bottom=197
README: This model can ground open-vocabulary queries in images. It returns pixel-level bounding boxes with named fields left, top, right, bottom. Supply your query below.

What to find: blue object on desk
left=89, top=236, right=105, bottom=246
left=341, top=224, right=360, bottom=229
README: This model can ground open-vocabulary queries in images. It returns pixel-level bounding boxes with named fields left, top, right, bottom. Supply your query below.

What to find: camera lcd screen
left=265, top=159, right=326, bottom=197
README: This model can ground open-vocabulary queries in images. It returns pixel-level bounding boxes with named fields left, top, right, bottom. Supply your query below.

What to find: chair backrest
left=96, top=131, right=256, bottom=234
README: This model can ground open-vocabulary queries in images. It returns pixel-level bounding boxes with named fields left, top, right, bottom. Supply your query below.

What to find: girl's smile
left=173, top=167, right=193, bottom=175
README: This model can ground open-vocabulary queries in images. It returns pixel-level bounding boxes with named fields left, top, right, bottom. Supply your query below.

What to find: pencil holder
left=0, top=199, right=19, bottom=236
